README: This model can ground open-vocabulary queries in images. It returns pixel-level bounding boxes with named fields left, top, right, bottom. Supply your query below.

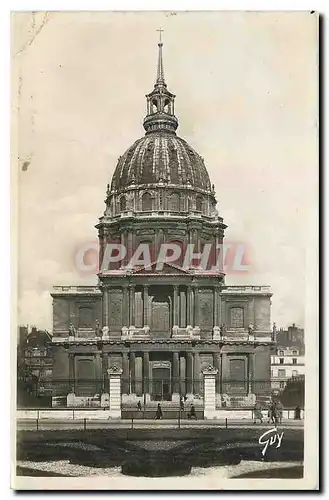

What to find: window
left=230, top=307, right=244, bottom=328
left=119, top=196, right=127, bottom=212
left=170, top=193, right=180, bottom=212
left=292, top=358, right=297, bottom=364
left=196, top=196, right=203, bottom=212
left=279, top=358, right=284, bottom=364
left=279, top=382, right=285, bottom=389
left=141, top=192, right=152, bottom=211
left=278, top=369, right=286, bottom=377
left=292, top=350, right=298, bottom=355
left=292, top=370, right=298, bottom=377
left=278, top=350, right=284, bottom=356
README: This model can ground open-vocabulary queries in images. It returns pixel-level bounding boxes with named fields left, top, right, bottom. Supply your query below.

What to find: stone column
left=194, top=286, right=199, bottom=326
left=172, top=352, right=180, bottom=401
left=107, top=366, right=123, bottom=418
left=103, top=288, right=109, bottom=327
left=121, top=230, right=127, bottom=267
left=193, top=351, right=201, bottom=395
left=130, top=352, right=136, bottom=394
left=95, top=352, right=102, bottom=395
left=143, top=285, right=149, bottom=327
left=122, top=352, right=129, bottom=395
left=129, top=285, right=135, bottom=327
left=213, top=287, right=218, bottom=327
left=173, top=285, right=179, bottom=327
left=203, top=365, right=218, bottom=419
left=248, top=353, right=253, bottom=394
left=180, top=289, right=186, bottom=328
left=68, top=353, right=75, bottom=393
left=101, top=353, right=110, bottom=407
left=186, top=286, right=192, bottom=326
left=122, top=286, right=129, bottom=327
left=217, top=288, right=222, bottom=327
left=127, top=231, right=133, bottom=265
left=186, top=351, right=193, bottom=396
left=143, top=352, right=150, bottom=402
left=213, top=352, right=221, bottom=407
left=102, top=353, right=109, bottom=390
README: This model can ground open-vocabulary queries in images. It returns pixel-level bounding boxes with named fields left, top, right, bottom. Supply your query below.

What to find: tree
left=279, top=376, right=304, bottom=407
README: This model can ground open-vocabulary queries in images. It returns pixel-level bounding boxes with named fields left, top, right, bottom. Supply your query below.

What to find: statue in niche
left=102, top=326, right=109, bottom=338
left=95, top=319, right=101, bottom=336
left=248, top=323, right=256, bottom=340
left=69, top=323, right=76, bottom=337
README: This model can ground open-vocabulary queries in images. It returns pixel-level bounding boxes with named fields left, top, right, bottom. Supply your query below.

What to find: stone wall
left=51, top=346, right=70, bottom=397
left=53, top=296, right=102, bottom=335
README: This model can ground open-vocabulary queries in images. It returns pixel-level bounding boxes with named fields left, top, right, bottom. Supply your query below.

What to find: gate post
left=202, top=365, right=218, bottom=419
left=107, top=365, right=123, bottom=419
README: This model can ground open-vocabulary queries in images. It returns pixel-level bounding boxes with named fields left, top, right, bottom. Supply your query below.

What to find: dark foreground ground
left=16, top=426, right=304, bottom=478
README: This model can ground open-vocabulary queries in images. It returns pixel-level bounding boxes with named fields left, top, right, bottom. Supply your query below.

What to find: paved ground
left=16, top=418, right=304, bottom=431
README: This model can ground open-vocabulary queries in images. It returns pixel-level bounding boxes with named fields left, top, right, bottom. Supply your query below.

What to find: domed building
left=51, top=40, right=275, bottom=412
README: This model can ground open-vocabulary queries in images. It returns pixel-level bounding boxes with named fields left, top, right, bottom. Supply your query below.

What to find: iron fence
left=16, top=376, right=285, bottom=409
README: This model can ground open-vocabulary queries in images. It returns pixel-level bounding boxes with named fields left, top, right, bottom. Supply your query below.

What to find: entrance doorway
left=151, top=367, right=171, bottom=401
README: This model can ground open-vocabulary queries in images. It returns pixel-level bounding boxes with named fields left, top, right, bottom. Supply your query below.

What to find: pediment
left=131, top=261, right=189, bottom=275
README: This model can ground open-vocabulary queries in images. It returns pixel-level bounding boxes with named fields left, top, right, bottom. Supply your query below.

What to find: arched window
left=196, top=196, right=203, bottom=212
left=151, top=99, right=158, bottom=114
left=170, top=192, right=180, bottom=212
left=142, top=192, right=153, bottom=211
left=230, top=307, right=244, bottom=328
left=164, top=98, right=170, bottom=113
left=120, top=196, right=127, bottom=212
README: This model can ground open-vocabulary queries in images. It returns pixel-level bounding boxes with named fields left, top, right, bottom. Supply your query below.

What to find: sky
left=12, top=11, right=318, bottom=330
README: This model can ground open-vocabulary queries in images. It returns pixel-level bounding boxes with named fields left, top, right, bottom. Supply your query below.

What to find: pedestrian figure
left=253, top=401, right=263, bottom=424
left=295, top=405, right=301, bottom=420
left=187, top=404, right=197, bottom=420
left=271, top=401, right=280, bottom=425
left=275, top=400, right=283, bottom=424
left=137, top=400, right=142, bottom=411
left=180, top=397, right=184, bottom=412
left=155, top=403, right=163, bottom=420
left=268, top=404, right=275, bottom=424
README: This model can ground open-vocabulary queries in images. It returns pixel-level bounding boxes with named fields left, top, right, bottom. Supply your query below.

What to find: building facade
left=271, top=324, right=305, bottom=390
left=51, top=41, right=275, bottom=409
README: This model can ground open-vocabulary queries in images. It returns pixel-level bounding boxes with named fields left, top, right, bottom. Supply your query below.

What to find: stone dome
left=110, top=133, right=212, bottom=193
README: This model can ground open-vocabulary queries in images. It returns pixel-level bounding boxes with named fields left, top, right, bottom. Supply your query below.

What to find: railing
left=17, top=377, right=286, bottom=409
left=221, top=285, right=271, bottom=293
left=16, top=406, right=304, bottom=432
left=52, top=286, right=101, bottom=294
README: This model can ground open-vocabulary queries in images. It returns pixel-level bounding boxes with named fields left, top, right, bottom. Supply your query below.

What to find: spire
left=143, top=31, right=178, bottom=135
left=156, top=28, right=165, bottom=85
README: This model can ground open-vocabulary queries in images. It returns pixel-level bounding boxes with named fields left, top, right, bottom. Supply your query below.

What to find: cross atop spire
left=157, top=27, right=164, bottom=44
left=156, top=28, right=165, bottom=85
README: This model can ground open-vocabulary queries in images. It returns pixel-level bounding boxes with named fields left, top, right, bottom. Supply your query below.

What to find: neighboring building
left=24, top=345, right=53, bottom=383
left=17, top=327, right=53, bottom=402
left=271, top=329, right=305, bottom=390
left=51, top=40, right=275, bottom=408
left=276, top=323, right=304, bottom=350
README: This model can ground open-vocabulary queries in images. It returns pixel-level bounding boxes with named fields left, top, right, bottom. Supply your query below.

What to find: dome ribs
left=128, top=138, right=143, bottom=186
left=110, top=134, right=212, bottom=192
left=140, top=139, right=155, bottom=184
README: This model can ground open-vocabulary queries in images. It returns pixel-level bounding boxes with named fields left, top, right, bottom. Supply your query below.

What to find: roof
left=110, top=133, right=212, bottom=193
